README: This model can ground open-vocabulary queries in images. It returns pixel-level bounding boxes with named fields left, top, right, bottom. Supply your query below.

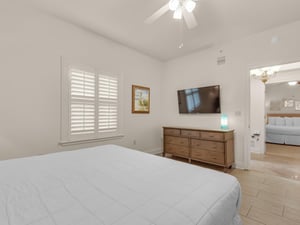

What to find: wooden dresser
left=163, top=126, right=234, bottom=169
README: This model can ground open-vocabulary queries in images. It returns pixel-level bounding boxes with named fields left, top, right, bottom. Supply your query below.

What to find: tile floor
left=241, top=143, right=300, bottom=224
left=231, top=169, right=300, bottom=225
left=250, top=143, right=300, bottom=181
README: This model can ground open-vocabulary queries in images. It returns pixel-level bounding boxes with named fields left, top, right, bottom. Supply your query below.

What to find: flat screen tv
left=177, top=85, right=221, bottom=114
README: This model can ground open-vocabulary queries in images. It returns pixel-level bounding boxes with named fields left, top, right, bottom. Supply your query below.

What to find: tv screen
left=177, top=85, right=221, bottom=114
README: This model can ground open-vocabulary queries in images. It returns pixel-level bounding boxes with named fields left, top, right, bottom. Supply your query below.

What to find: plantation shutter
left=98, top=75, right=118, bottom=132
left=70, top=68, right=96, bottom=135
left=61, top=63, right=122, bottom=144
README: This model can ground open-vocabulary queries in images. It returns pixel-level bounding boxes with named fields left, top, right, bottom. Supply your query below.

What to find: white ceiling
left=28, top=0, right=300, bottom=61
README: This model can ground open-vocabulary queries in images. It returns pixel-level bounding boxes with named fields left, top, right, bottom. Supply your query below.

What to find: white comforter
left=0, top=145, right=241, bottom=225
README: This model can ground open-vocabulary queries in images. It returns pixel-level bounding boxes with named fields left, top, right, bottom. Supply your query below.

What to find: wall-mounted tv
left=177, top=85, right=221, bottom=114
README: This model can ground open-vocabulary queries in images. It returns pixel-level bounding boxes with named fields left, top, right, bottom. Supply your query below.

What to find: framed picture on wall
left=295, top=101, right=300, bottom=110
left=284, top=99, right=294, bottom=108
left=132, top=85, right=150, bottom=113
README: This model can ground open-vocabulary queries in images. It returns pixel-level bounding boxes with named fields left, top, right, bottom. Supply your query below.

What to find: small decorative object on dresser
left=163, top=126, right=234, bottom=169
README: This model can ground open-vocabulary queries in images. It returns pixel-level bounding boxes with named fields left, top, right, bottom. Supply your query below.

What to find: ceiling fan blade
left=182, top=10, right=198, bottom=29
left=145, top=3, right=169, bottom=24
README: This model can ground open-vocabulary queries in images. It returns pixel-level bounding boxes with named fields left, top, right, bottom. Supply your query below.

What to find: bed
left=266, top=113, right=300, bottom=145
left=0, top=145, right=241, bottom=225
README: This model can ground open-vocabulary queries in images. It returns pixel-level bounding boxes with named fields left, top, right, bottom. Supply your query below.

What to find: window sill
left=59, top=134, right=124, bottom=146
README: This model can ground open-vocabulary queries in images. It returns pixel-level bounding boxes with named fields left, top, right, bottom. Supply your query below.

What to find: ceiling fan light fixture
left=169, top=0, right=180, bottom=11
left=173, top=7, right=182, bottom=19
left=184, top=0, right=196, bottom=12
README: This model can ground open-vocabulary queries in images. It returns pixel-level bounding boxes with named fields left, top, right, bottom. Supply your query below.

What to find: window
left=61, top=63, right=123, bottom=144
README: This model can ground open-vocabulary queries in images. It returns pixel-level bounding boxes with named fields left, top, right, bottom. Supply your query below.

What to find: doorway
left=248, top=62, right=300, bottom=181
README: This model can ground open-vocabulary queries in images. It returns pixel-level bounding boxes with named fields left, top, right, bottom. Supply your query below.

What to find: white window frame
left=60, top=59, right=124, bottom=145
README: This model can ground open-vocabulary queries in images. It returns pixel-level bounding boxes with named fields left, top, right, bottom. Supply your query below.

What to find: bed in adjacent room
left=0, top=144, right=241, bottom=225
left=266, top=113, right=300, bottom=145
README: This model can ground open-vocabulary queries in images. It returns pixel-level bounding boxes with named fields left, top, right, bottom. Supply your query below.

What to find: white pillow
left=275, top=117, right=285, bottom=126
left=268, top=117, right=276, bottom=125
left=285, top=117, right=294, bottom=126
left=293, top=118, right=300, bottom=127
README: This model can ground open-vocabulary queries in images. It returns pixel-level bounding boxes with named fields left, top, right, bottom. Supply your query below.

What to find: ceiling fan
left=145, top=0, right=198, bottom=29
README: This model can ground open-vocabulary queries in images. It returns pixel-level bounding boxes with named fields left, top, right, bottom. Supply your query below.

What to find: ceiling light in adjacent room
left=288, top=81, right=297, bottom=86
left=250, top=66, right=281, bottom=83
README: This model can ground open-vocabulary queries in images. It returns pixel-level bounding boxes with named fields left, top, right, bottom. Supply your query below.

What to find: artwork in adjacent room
left=132, top=85, right=150, bottom=113
left=284, top=99, right=294, bottom=108
left=295, top=101, right=300, bottom=110
left=269, top=100, right=282, bottom=111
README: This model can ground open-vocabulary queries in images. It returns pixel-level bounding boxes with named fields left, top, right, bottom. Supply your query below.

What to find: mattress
left=0, top=145, right=241, bottom=225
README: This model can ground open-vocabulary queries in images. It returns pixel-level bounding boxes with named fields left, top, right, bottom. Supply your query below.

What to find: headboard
left=267, top=113, right=300, bottom=118
left=267, top=113, right=300, bottom=124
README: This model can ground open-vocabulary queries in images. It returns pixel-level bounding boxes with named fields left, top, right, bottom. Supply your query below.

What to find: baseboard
left=146, top=147, right=163, bottom=155
left=235, top=161, right=246, bottom=170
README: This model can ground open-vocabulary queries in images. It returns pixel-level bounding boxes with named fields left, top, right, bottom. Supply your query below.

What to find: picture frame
left=284, top=99, right=294, bottom=108
left=295, top=101, right=300, bottom=111
left=132, top=85, right=150, bottom=113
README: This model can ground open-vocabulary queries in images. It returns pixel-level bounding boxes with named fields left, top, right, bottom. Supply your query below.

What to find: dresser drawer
left=191, top=149, right=224, bottom=164
left=165, top=144, right=189, bottom=157
left=201, top=131, right=224, bottom=141
left=191, top=139, right=224, bottom=152
left=181, top=130, right=200, bottom=138
left=164, top=128, right=180, bottom=136
left=165, top=136, right=188, bottom=146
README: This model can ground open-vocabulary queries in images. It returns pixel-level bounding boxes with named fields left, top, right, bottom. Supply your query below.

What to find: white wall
left=0, top=1, right=163, bottom=160
left=2, top=1, right=300, bottom=167
left=250, top=79, right=265, bottom=153
left=162, top=20, right=300, bottom=168
left=266, top=69, right=300, bottom=114
left=266, top=82, right=300, bottom=114
left=270, top=69, right=300, bottom=84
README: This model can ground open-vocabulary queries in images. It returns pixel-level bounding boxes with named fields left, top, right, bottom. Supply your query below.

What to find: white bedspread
left=0, top=145, right=241, bottom=225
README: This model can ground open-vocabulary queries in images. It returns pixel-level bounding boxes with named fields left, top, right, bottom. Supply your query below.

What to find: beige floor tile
left=284, top=198, right=300, bottom=211
left=240, top=195, right=252, bottom=216
left=233, top=172, right=265, bottom=184
left=265, top=143, right=300, bottom=160
left=248, top=207, right=300, bottom=225
left=259, top=183, right=286, bottom=197
left=240, top=192, right=284, bottom=216
left=284, top=207, right=300, bottom=223
left=241, top=215, right=265, bottom=225
left=286, top=188, right=300, bottom=201
left=251, top=144, right=300, bottom=181
left=240, top=179, right=286, bottom=197
left=241, top=184, right=260, bottom=197
left=251, top=197, right=284, bottom=216
left=257, top=190, right=286, bottom=205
